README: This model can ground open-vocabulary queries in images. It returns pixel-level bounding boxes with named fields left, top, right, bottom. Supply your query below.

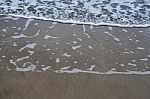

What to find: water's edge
left=1, top=14, right=150, bottom=28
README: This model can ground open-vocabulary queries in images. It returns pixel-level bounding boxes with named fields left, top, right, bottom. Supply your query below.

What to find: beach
left=0, top=16, right=150, bottom=73
left=0, top=0, right=150, bottom=98
left=0, top=15, right=150, bottom=98
left=0, top=72, right=150, bottom=99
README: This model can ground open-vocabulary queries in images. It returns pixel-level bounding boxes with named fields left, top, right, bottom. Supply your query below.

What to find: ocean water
left=0, top=15, right=150, bottom=74
left=0, top=0, right=150, bottom=27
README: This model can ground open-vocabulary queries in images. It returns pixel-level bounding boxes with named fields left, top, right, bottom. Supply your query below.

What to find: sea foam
left=0, top=0, right=150, bottom=27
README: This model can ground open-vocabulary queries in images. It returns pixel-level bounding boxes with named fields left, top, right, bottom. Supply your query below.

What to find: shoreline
left=0, top=15, right=150, bottom=99
left=0, top=15, right=150, bottom=74
left=1, top=14, right=150, bottom=28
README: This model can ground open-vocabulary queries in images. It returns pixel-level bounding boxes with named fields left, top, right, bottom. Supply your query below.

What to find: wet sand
left=0, top=15, right=150, bottom=98
left=0, top=72, right=150, bottom=99
left=0, top=15, right=150, bottom=73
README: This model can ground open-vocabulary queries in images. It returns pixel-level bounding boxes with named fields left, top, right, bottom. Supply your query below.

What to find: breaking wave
left=0, top=0, right=150, bottom=27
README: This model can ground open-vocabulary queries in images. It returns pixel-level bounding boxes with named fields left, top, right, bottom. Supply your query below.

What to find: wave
left=0, top=0, right=150, bottom=27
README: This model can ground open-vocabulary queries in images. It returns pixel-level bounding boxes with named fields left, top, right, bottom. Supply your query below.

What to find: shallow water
left=0, top=0, right=150, bottom=27
left=0, top=15, right=150, bottom=74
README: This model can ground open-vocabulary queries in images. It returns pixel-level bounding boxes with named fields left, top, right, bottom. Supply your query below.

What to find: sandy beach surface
left=0, top=15, right=150, bottom=99
left=0, top=72, right=150, bottom=99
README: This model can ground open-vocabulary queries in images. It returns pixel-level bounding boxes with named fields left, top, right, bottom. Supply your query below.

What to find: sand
left=0, top=15, right=150, bottom=99
left=0, top=72, right=150, bottom=99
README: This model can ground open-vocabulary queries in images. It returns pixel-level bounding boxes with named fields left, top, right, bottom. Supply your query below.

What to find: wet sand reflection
left=0, top=16, right=150, bottom=74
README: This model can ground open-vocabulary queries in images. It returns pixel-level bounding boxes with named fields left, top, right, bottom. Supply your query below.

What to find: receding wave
left=0, top=0, right=150, bottom=27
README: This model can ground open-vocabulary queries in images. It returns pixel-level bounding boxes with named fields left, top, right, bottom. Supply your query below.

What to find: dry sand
left=0, top=15, right=150, bottom=99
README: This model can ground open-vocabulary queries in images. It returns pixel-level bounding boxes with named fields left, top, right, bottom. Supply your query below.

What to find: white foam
left=104, top=31, right=120, bottom=42
left=73, top=34, right=77, bottom=37
left=73, top=41, right=78, bottom=44
left=2, top=56, right=6, bottom=58
left=114, top=37, right=120, bottom=42
left=76, top=38, right=82, bottom=41
left=137, top=47, right=145, bottom=50
left=122, top=52, right=130, bottom=54
left=108, top=27, right=112, bottom=30
left=9, top=56, right=30, bottom=66
left=46, top=48, right=51, bottom=51
left=56, top=68, right=82, bottom=73
left=82, top=25, right=86, bottom=32
left=44, top=35, right=59, bottom=39
left=2, top=29, right=6, bottom=32
left=3, top=14, right=150, bottom=27
left=44, top=35, right=51, bottom=39
left=9, top=59, right=16, bottom=66
left=23, top=19, right=34, bottom=30
left=48, top=26, right=55, bottom=28
left=122, top=29, right=128, bottom=32
left=19, top=43, right=37, bottom=51
left=61, top=52, right=71, bottom=57
left=13, top=42, right=18, bottom=46
left=53, top=67, right=150, bottom=75
left=12, top=30, right=40, bottom=39
left=12, top=34, right=26, bottom=38
left=1, top=0, right=150, bottom=27
left=56, top=58, right=60, bottom=63
left=16, top=56, right=30, bottom=62
left=16, top=62, right=36, bottom=72
left=28, top=50, right=34, bottom=55
left=90, top=25, right=93, bottom=29
left=88, top=45, right=93, bottom=49
left=140, top=58, right=148, bottom=61
left=83, top=33, right=90, bottom=38
left=128, top=63, right=137, bottom=66
left=135, top=40, right=140, bottom=43
left=72, top=45, right=82, bottom=50
left=120, top=64, right=125, bottom=66
left=87, top=65, right=96, bottom=71
left=61, top=66, right=71, bottom=70
left=42, top=66, right=51, bottom=71
left=74, top=61, right=78, bottom=63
